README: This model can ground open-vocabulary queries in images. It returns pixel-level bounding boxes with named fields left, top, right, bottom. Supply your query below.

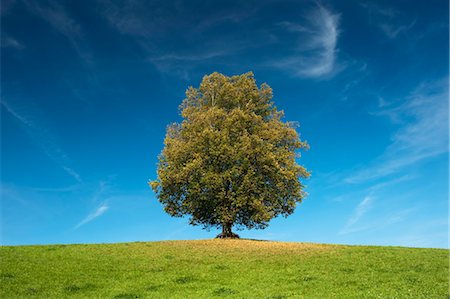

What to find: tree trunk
left=216, top=222, right=239, bottom=239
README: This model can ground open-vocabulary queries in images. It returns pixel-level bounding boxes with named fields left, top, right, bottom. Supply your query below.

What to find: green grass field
left=1, top=239, right=448, bottom=298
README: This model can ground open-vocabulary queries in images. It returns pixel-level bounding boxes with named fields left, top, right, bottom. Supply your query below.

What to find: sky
left=1, top=0, right=448, bottom=248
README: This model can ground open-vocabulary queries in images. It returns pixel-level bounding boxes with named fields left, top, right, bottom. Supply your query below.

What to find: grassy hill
left=1, top=239, right=448, bottom=298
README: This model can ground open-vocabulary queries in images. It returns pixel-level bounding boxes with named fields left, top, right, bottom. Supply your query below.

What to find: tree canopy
left=150, top=72, right=310, bottom=238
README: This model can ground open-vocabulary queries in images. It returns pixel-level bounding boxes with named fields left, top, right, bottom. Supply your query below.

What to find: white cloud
left=24, top=0, right=93, bottom=65
left=339, top=196, right=373, bottom=235
left=0, top=183, right=30, bottom=206
left=272, top=5, right=340, bottom=78
left=367, top=175, right=414, bottom=192
left=379, top=20, right=416, bottom=39
left=148, top=44, right=248, bottom=79
left=98, top=0, right=255, bottom=79
left=72, top=179, right=116, bottom=229
left=30, top=184, right=81, bottom=192
left=346, top=79, right=448, bottom=183
left=99, top=0, right=150, bottom=37
left=1, top=99, right=82, bottom=182
left=1, top=36, right=24, bottom=49
left=99, top=0, right=260, bottom=38
left=152, top=49, right=237, bottom=62
left=74, top=202, right=109, bottom=229
left=1, top=100, right=33, bottom=126
left=360, top=2, right=416, bottom=39
left=62, top=166, right=82, bottom=183
left=27, top=0, right=80, bottom=37
left=360, top=2, right=398, bottom=19
left=99, top=1, right=340, bottom=79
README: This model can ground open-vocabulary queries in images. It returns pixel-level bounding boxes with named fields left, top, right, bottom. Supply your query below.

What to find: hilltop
left=1, top=239, right=448, bottom=298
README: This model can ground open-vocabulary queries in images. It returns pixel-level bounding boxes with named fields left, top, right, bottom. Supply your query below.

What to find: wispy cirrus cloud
left=98, top=0, right=261, bottom=77
left=1, top=99, right=82, bottom=182
left=271, top=5, right=341, bottom=78
left=360, top=2, right=416, bottom=39
left=26, top=0, right=80, bottom=37
left=99, top=0, right=151, bottom=37
left=98, top=0, right=341, bottom=79
left=339, top=196, right=373, bottom=235
left=346, top=78, right=448, bottom=183
left=338, top=190, right=416, bottom=236
left=340, top=197, right=417, bottom=236
left=1, top=36, right=24, bottom=50
left=379, top=20, right=416, bottom=39
left=99, top=0, right=261, bottom=38
left=151, top=49, right=239, bottom=63
left=0, top=183, right=30, bottom=206
left=24, top=0, right=93, bottom=65
left=74, top=202, right=109, bottom=229
left=148, top=41, right=252, bottom=80
left=72, top=178, right=116, bottom=230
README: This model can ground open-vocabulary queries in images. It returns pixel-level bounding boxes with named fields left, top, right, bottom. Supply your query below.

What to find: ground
left=1, top=239, right=448, bottom=298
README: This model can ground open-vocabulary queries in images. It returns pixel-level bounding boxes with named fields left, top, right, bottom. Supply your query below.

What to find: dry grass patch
left=159, top=239, right=338, bottom=256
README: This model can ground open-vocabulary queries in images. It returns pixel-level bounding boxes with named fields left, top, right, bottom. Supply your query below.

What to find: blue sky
left=1, top=0, right=448, bottom=248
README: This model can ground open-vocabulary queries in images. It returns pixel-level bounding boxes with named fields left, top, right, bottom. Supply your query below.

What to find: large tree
left=150, top=72, right=310, bottom=238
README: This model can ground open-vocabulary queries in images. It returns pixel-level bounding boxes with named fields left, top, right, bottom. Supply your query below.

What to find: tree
left=150, top=72, right=310, bottom=238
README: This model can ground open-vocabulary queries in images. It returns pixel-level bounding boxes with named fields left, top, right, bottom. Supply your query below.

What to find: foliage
left=1, top=240, right=448, bottom=298
left=151, top=72, right=310, bottom=236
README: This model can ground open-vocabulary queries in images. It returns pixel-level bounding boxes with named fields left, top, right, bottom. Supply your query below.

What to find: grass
left=0, top=239, right=448, bottom=298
